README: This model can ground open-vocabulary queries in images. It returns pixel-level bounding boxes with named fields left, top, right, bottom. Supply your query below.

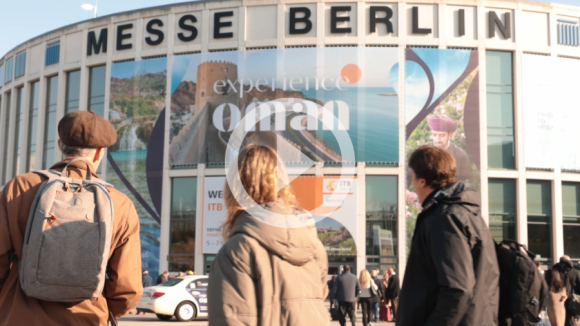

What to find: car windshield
left=158, top=278, right=184, bottom=287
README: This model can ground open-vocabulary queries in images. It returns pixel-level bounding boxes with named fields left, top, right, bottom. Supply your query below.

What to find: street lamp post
left=81, top=0, right=98, bottom=18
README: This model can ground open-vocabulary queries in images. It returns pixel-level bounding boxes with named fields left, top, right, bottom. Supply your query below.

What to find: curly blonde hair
left=221, top=144, right=300, bottom=239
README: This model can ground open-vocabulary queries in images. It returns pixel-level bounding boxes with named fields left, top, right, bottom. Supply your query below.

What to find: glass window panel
left=27, top=81, right=40, bottom=171
left=528, top=223, right=552, bottom=261
left=14, top=52, right=26, bottom=78
left=563, top=182, right=580, bottom=258
left=169, top=261, right=195, bottom=273
left=486, top=51, right=513, bottom=85
left=13, top=88, right=24, bottom=177
left=486, top=51, right=515, bottom=169
left=170, top=177, right=197, bottom=266
left=65, top=70, right=80, bottom=113
left=564, top=225, right=580, bottom=259
left=366, top=176, right=398, bottom=263
left=488, top=178, right=517, bottom=242
left=527, top=180, right=552, bottom=216
left=4, top=58, right=13, bottom=84
left=0, top=65, right=3, bottom=87
left=527, top=180, right=552, bottom=262
left=88, top=66, right=106, bottom=117
left=2, top=93, right=11, bottom=184
left=563, top=182, right=580, bottom=217
left=43, top=76, right=58, bottom=169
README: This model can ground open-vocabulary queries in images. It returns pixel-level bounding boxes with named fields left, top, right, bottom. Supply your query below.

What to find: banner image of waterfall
left=107, top=57, right=167, bottom=278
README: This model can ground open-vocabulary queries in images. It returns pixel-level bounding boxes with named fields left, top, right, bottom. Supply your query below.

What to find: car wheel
left=156, top=314, right=173, bottom=321
left=175, top=301, right=197, bottom=321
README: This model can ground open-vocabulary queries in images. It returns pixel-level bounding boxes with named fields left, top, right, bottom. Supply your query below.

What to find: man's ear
left=417, top=177, right=427, bottom=190
left=93, top=148, right=104, bottom=163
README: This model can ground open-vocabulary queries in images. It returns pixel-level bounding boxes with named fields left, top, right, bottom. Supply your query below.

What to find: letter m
left=87, top=28, right=108, bottom=56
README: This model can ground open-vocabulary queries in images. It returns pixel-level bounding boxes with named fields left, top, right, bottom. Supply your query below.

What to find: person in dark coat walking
left=545, top=256, right=580, bottom=326
left=332, top=265, right=360, bottom=326
left=156, top=271, right=169, bottom=285
left=385, top=267, right=400, bottom=321
left=370, top=268, right=382, bottom=323
left=138, top=270, right=154, bottom=315
left=142, top=270, right=153, bottom=288
left=397, top=145, right=500, bottom=326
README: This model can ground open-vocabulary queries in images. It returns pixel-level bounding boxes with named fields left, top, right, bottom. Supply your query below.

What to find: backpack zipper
left=26, top=180, right=63, bottom=244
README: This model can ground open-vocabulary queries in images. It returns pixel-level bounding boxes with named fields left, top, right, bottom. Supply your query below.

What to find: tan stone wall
left=195, top=61, right=239, bottom=114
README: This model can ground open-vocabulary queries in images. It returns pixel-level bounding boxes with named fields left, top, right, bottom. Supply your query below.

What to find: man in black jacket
left=545, top=255, right=580, bottom=324
left=371, top=268, right=382, bottom=323
left=385, top=267, right=400, bottom=322
left=397, top=145, right=500, bottom=326
left=156, top=271, right=169, bottom=285
left=332, top=265, right=361, bottom=326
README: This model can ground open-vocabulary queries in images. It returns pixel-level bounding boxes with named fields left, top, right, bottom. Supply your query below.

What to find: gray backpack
left=20, top=159, right=114, bottom=302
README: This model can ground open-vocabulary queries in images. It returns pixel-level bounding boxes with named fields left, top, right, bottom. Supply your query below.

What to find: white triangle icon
left=276, top=133, right=316, bottom=192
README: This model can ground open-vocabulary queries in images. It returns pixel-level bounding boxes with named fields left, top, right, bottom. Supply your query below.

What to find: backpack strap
left=32, top=170, right=63, bottom=182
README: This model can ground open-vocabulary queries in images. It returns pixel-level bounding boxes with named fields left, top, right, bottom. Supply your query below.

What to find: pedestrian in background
left=385, top=267, right=400, bottom=322
left=142, top=270, right=153, bottom=288
left=397, top=145, right=500, bottom=326
left=545, top=256, right=580, bottom=326
left=546, top=267, right=568, bottom=326
left=157, top=271, right=169, bottom=285
left=359, top=270, right=378, bottom=326
left=208, top=145, right=329, bottom=326
left=333, top=265, right=360, bottom=326
left=535, top=260, right=545, bottom=276
left=370, top=268, right=382, bottom=323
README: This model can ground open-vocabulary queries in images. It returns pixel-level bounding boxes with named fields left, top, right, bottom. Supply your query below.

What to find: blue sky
left=1, top=0, right=580, bottom=58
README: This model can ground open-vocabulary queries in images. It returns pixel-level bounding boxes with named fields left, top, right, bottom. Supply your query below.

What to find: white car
left=137, top=275, right=209, bottom=321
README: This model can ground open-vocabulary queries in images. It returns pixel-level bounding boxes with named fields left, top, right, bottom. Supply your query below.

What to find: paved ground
left=119, top=314, right=395, bottom=325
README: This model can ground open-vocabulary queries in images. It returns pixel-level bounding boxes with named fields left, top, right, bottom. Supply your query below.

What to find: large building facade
left=1, top=0, right=580, bottom=278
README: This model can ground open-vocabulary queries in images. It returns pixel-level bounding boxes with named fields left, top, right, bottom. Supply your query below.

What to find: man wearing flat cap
left=0, top=111, right=143, bottom=325
left=427, top=115, right=473, bottom=182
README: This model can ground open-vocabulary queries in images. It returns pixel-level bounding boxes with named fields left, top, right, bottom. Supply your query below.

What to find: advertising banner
left=202, top=177, right=226, bottom=254
left=201, top=176, right=358, bottom=256
left=169, top=47, right=399, bottom=166
left=398, top=48, right=481, bottom=252
left=107, top=57, right=167, bottom=276
left=292, top=176, right=358, bottom=256
left=522, top=54, right=580, bottom=170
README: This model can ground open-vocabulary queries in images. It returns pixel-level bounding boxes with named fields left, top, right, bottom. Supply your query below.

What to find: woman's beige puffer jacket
left=208, top=202, right=330, bottom=326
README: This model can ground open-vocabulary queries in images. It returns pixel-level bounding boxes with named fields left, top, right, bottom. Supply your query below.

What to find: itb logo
left=225, top=98, right=355, bottom=228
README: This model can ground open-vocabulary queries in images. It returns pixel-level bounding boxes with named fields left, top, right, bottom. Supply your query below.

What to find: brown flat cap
left=58, top=111, right=117, bottom=148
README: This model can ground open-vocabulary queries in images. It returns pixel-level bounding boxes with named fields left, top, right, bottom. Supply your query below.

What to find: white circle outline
left=224, top=98, right=356, bottom=228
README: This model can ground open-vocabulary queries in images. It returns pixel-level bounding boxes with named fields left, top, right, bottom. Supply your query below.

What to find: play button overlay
left=275, top=133, right=316, bottom=192
left=225, top=98, right=355, bottom=228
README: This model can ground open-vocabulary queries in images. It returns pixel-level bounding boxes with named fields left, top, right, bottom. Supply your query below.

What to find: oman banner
left=169, top=47, right=399, bottom=166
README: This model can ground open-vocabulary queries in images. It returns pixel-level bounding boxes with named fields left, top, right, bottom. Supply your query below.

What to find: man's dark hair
left=344, top=265, right=350, bottom=272
left=143, top=269, right=148, bottom=273
left=534, top=261, right=541, bottom=268
left=374, top=267, right=379, bottom=271
left=408, top=145, right=457, bottom=189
